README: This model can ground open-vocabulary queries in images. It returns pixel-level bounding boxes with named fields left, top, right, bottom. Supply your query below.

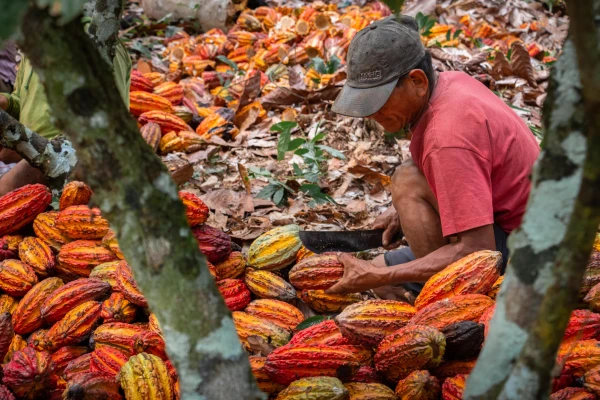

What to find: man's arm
left=0, top=159, right=47, bottom=196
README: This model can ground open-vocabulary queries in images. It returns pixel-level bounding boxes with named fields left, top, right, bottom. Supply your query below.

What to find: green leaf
left=294, top=315, right=332, bottom=331
left=248, top=166, right=272, bottom=177
left=271, top=121, right=298, bottom=133
left=273, top=187, right=286, bottom=206
left=446, top=30, right=451, bottom=41
left=327, top=55, right=342, bottom=74
left=453, top=29, right=463, bottom=39
left=288, top=138, right=306, bottom=151
left=216, top=55, right=239, bottom=73
left=300, top=184, right=336, bottom=206
left=0, top=1, right=28, bottom=40
left=165, top=26, right=183, bottom=38
left=294, top=148, right=309, bottom=157
left=257, top=184, right=279, bottom=201
left=317, top=145, right=346, bottom=160
left=310, top=57, right=328, bottom=74
left=292, top=163, right=303, bottom=176
left=312, top=131, right=327, bottom=143
left=302, top=171, right=320, bottom=183
left=131, top=40, right=152, bottom=59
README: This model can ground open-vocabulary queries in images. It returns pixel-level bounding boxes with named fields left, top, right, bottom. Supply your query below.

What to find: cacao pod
left=63, top=371, right=122, bottom=400
left=59, top=181, right=93, bottom=210
left=487, top=275, right=503, bottom=300
left=0, top=260, right=38, bottom=296
left=18, top=237, right=55, bottom=277
left=0, top=294, right=18, bottom=314
left=64, top=353, right=92, bottom=381
left=41, top=277, right=111, bottom=324
left=0, top=385, right=15, bottom=400
left=130, top=91, right=174, bottom=117
left=0, top=235, right=21, bottom=261
left=93, top=322, right=166, bottom=359
left=195, top=108, right=237, bottom=141
left=101, top=292, right=138, bottom=323
left=27, top=328, right=50, bottom=351
left=217, top=279, right=251, bottom=311
left=582, top=250, right=600, bottom=297
left=289, top=253, right=344, bottom=290
left=558, top=340, right=600, bottom=378
left=89, top=346, right=130, bottom=377
left=56, top=206, right=110, bottom=240
left=12, top=277, right=63, bottom=334
left=44, top=301, right=102, bottom=350
left=245, top=269, right=297, bottom=301
left=440, top=321, right=485, bottom=360
left=213, top=251, right=246, bottom=280
left=249, top=356, right=285, bottom=395
left=2, top=347, right=53, bottom=399
left=409, top=294, right=494, bottom=330
left=245, top=299, right=304, bottom=331
left=3, top=334, right=26, bottom=364
left=115, top=261, right=148, bottom=307
left=89, top=261, right=120, bottom=288
left=563, top=309, right=600, bottom=344
left=289, top=320, right=351, bottom=346
left=248, top=225, right=302, bottom=270
left=159, top=131, right=186, bottom=154
left=179, top=191, right=209, bottom=227
left=374, top=325, right=446, bottom=383
left=118, top=353, right=173, bottom=400
left=140, top=122, right=162, bottom=153
left=296, top=246, right=315, bottom=263
left=0, top=312, right=14, bottom=361
left=33, top=211, right=71, bottom=251
left=154, top=81, right=184, bottom=105
left=349, top=366, right=382, bottom=384
left=300, top=290, right=362, bottom=313
left=102, top=230, right=124, bottom=259
left=276, top=377, right=348, bottom=400
left=335, top=300, right=416, bottom=346
left=440, top=374, right=467, bottom=400
left=232, top=311, right=291, bottom=350
left=0, top=184, right=52, bottom=236
left=148, top=313, right=163, bottom=337
left=345, top=382, right=396, bottom=400
left=551, top=387, right=595, bottom=400
left=394, top=370, right=440, bottom=400
left=191, top=224, right=232, bottom=264
left=415, top=250, right=501, bottom=309
left=139, top=110, right=192, bottom=134
left=130, top=73, right=153, bottom=92
left=479, top=304, right=495, bottom=337
left=57, top=240, right=118, bottom=279
left=584, top=282, right=600, bottom=313
left=265, top=344, right=362, bottom=385
left=142, top=72, right=165, bottom=87
left=50, top=345, right=88, bottom=376
left=432, top=359, right=477, bottom=381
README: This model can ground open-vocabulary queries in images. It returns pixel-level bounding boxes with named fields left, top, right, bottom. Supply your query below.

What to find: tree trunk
left=88, top=0, right=124, bottom=65
left=18, top=6, right=264, bottom=400
left=464, top=2, right=600, bottom=398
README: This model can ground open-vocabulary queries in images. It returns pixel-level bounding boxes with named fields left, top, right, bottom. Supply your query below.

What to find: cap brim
left=331, top=78, right=398, bottom=118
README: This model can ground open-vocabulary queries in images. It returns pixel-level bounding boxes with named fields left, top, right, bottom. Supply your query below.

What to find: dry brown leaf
left=348, top=165, right=392, bottom=189
left=510, top=42, right=538, bottom=87
left=492, top=51, right=513, bottom=78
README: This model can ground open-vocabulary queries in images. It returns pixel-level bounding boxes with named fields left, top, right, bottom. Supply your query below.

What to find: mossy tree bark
left=88, top=0, right=124, bottom=65
left=465, top=1, right=600, bottom=398
left=18, top=5, right=264, bottom=400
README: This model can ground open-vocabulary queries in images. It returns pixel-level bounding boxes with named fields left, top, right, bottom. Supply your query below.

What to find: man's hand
left=0, top=96, right=8, bottom=111
left=373, top=207, right=403, bottom=249
left=325, top=253, right=388, bottom=294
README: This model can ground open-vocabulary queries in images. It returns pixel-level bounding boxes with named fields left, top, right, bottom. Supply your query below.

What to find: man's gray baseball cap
left=332, top=15, right=426, bottom=118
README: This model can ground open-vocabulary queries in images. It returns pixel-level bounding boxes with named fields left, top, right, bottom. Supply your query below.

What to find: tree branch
left=19, top=6, right=265, bottom=399
left=0, top=109, right=77, bottom=192
left=88, top=0, right=124, bottom=65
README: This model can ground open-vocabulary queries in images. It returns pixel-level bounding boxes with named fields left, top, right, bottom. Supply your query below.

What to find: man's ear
left=408, top=69, right=428, bottom=97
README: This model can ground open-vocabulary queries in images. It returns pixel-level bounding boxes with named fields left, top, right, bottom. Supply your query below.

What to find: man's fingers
left=337, top=252, right=355, bottom=265
left=325, top=282, right=344, bottom=295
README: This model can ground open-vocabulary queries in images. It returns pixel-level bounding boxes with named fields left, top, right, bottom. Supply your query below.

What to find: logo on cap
left=358, top=69, right=382, bottom=82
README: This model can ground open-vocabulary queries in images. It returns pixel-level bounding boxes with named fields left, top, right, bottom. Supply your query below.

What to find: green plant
left=415, top=12, right=436, bottom=36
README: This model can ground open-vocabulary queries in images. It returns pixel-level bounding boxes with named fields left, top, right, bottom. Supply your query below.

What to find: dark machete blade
left=298, top=229, right=385, bottom=254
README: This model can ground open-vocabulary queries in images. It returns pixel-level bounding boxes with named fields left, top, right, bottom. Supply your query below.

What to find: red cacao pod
left=0, top=184, right=52, bottom=236
left=192, top=224, right=232, bottom=264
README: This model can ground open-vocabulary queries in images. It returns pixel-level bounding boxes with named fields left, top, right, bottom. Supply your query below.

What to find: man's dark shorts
left=383, top=224, right=510, bottom=295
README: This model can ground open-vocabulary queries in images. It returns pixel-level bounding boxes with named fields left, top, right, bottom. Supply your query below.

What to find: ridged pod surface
left=245, top=299, right=304, bottom=330
left=0, top=234, right=21, bottom=261
left=300, top=290, right=362, bottom=313
left=414, top=251, right=501, bottom=309
left=130, top=73, right=153, bottom=92
left=349, top=365, right=382, bottom=384
left=102, top=230, right=124, bottom=259
left=213, top=251, right=246, bottom=280
left=248, top=225, right=302, bottom=270
left=345, top=382, right=396, bottom=400
left=409, top=294, right=495, bottom=330
left=441, top=321, right=485, bottom=360
left=89, top=346, right=130, bottom=377
left=289, top=320, right=351, bottom=346
left=191, top=224, right=232, bottom=264
left=551, top=387, right=595, bottom=400
left=249, top=356, right=285, bottom=395
left=0, top=312, right=14, bottom=360
left=276, top=377, right=348, bottom=400
left=563, top=310, right=600, bottom=344
left=245, top=269, right=297, bottom=301
left=63, top=353, right=92, bottom=381
left=130, top=91, right=174, bottom=116
left=0, top=260, right=38, bottom=296
left=27, top=329, right=50, bottom=351
left=217, top=279, right=251, bottom=311
left=154, top=82, right=184, bottom=105
left=0, top=294, right=18, bottom=314
left=118, top=353, right=173, bottom=400
left=585, top=283, right=600, bottom=313
left=12, top=277, right=64, bottom=335
left=148, top=313, right=163, bottom=337
left=289, top=254, right=344, bottom=290
left=56, top=206, right=110, bottom=240
left=101, top=292, right=138, bottom=323
left=557, top=340, right=600, bottom=378
left=63, top=371, right=122, bottom=400
left=296, top=246, right=315, bottom=263
left=2, top=347, right=53, bottom=399
left=44, top=301, right=102, bottom=350
left=0, top=385, right=15, bottom=400
left=140, top=122, right=162, bottom=153
left=93, top=322, right=166, bottom=359
left=582, top=251, right=600, bottom=297
left=59, top=181, right=93, bottom=210
left=57, top=240, right=118, bottom=278
left=33, top=211, right=71, bottom=251
left=335, top=300, right=416, bottom=346
left=41, top=278, right=111, bottom=324
left=441, top=374, right=467, bottom=400
left=18, top=237, right=55, bottom=277
left=115, top=260, right=148, bottom=307
left=432, top=359, right=476, bottom=381
left=139, top=110, right=192, bottom=134
left=0, top=184, right=52, bottom=236
left=50, top=345, right=88, bottom=376
left=232, top=311, right=291, bottom=350
left=487, top=275, right=503, bottom=300
left=265, top=344, right=362, bottom=385
left=3, top=334, right=26, bottom=364
left=394, top=370, right=441, bottom=400
left=375, top=325, right=446, bottom=383
left=90, top=261, right=120, bottom=288
left=179, top=191, right=209, bottom=227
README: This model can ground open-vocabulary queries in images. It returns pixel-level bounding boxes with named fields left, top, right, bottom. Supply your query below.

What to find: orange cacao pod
left=335, top=300, right=416, bottom=346
left=441, top=374, right=467, bottom=400
left=0, top=312, right=14, bottom=361
left=414, top=250, right=501, bottom=309
left=409, top=294, right=495, bottom=330
left=139, top=110, right=192, bottom=133
left=249, top=356, right=285, bottom=395
left=487, top=275, right=503, bottom=300
left=432, top=359, right=477, bottom=381
left=51, top=345, right=88, bottom=376
left=551, top=387, right=595, bottom=400
left=89, top=261, right=120, bottom=288
left=213, top=251, right=246, bottom=280
left=154, top=81, right=184, bottom=105
left=289, top=319, right=351, bottom=346
left=142, top=72, right=166, bottom=87
left=102, top=230, right=124, bottom=259
left=191, top=224, right=232, bottom=264
left=148, top=313, right=163, bottom=337
left=276, top=376, right=348, bottom=400
left=563, top=310, right=600, bottom=344
left=0, top=235, right=22, bottom=260
left=345, top=382, right=396, bottom=400
left=244, top=269, right=297, bottom=301
left=18, top=237, right=55, bottom=277
left=93, top=322, right=166, bottom=359
left=0, top=184, right=52, bottom=236
left=130, top=91, right=173, bottom=117
left=3, top=334, right=26, bottom=364
left=349, top=365, right=382, bottom=384
left=558, top=340, right=600, bottom=378
left=2, top=347, right=53, bottom=399
left=115, top=261, right=148, bottom=307
left=195, top=108, right=236, bottom=140
left=375, top=325, right=446, bottom=383
left=118, top=353, right=173, bottom=400
left=300, top=290, right=362, bottom=313
left=158, top=131, right=185, bottom=154
left=478, top=304, right=495, bottom=337
left=89, top=346, right=130, bottom=377
left=57, top=240, right=118, bottom=279
left=0, top=259, right=38, bottom=296
left=179, top=191, right=209, bottom=227
left=217, top=279, right=251, bottom=311
left=63, top=352, right=92, bottom=381
left=140, top=122, right=162, bottom=153
left=63, top=371, right=122, bottom=400
left=295, top=245, right=315, bottom=263
left=27, top=329, right=50, bottom=351
left=44, top=301, right=102, bottom=350
left=59, top=181, right=93, bottom=210
left=33, top=211, right=71, bottom=251
left=0, top=294, right=18, bottom=314
left=101, top=292, right=137, bottom=323
left=394, top=370, right=441, bottom=400
left=130, top=73, right=153, bottom=92
left=289, top=253, right=344, bottom=290
left=56, top=205, right=110, bottom=240
left=232, top=311, right=291, bottom=351
left=12, top=277, right=63, bottom=334
left=248, top=225, right=302, bottom=270
left=41, top=277, right=111, bottom=324
left=245, top=299, right=304, bottom=330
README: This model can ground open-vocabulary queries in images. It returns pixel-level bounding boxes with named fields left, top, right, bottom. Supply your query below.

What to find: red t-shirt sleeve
left=423, top=147, right=494, bottom=237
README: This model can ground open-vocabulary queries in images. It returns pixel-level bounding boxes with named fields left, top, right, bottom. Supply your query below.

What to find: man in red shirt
left=327, top=15, right=540, bottom=300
